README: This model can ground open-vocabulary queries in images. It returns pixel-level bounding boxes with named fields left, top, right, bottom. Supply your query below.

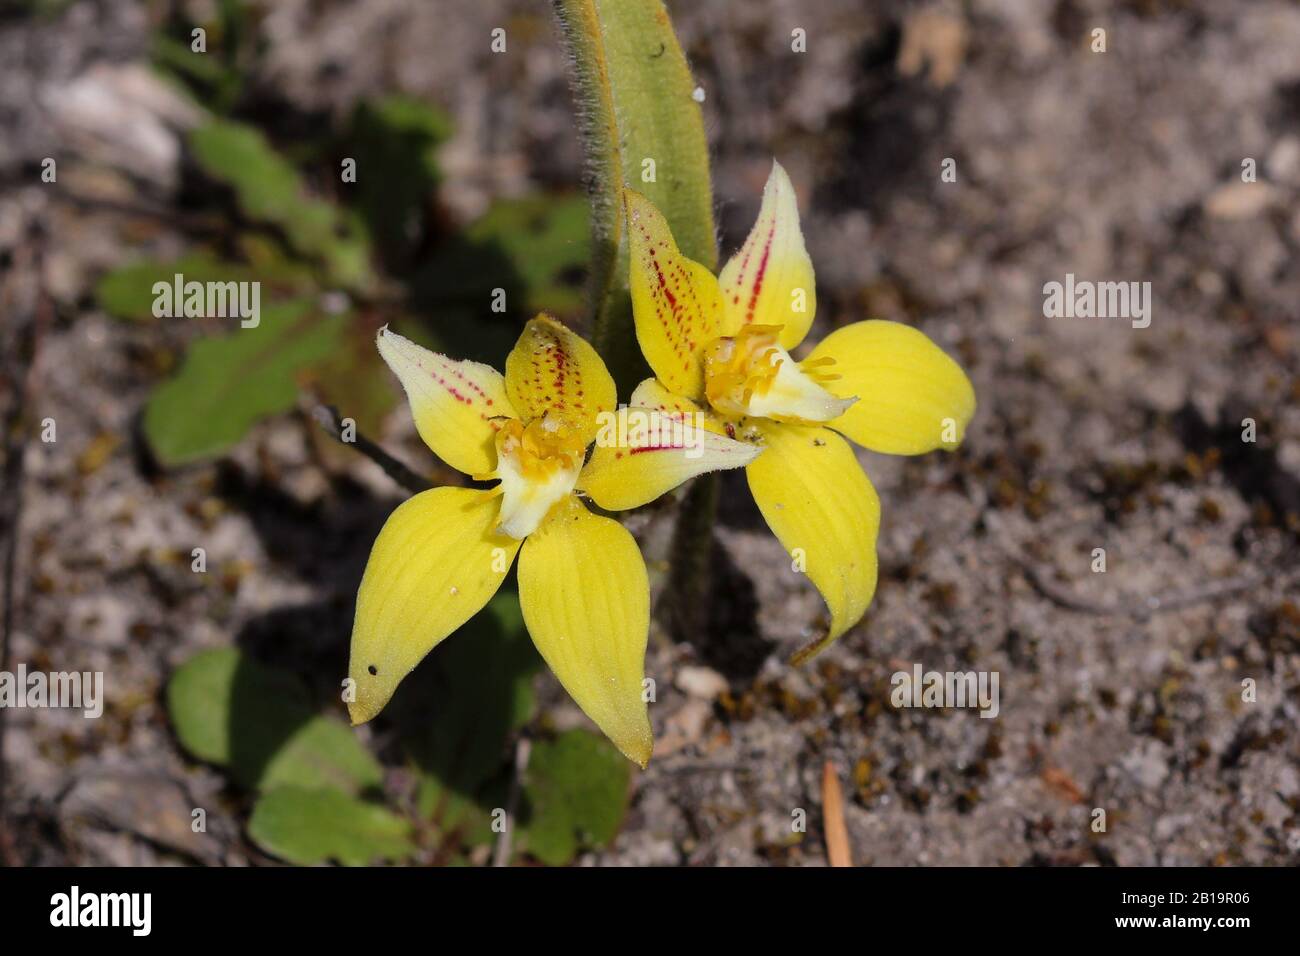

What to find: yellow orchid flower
left=624, top=161, right=976, bottom=662
left=347, top=314, right=760, bottom=766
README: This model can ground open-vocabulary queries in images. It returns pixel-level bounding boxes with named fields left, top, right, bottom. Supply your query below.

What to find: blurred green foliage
left=248, top=787, right=416, bottom=867
left=189, top=120, right=373, bottom=292
left=521, top=730, right=632, bottom=866
left=144, top=300, right=346, bottom=466
left=399, top=591, right=540, bottom=841
left=97, top=99, right=589, bottom=465
left=167, top=593, right=631, bottom=866
left=95, top=250, right=312, bottom=323
left=150, top=0, right=254, bottom=113
left=167, top=646, right=382, bottom=795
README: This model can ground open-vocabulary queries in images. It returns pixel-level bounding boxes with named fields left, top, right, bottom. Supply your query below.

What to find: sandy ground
left=1, top=0, right=1298, bottom=866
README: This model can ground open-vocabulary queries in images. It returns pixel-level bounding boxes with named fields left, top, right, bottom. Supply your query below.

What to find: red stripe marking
left=630, top=443, right=686, bottom=454
left=745, top=218, right=776, bottom=324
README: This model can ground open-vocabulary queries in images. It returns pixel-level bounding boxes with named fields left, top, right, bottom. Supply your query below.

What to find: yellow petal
left=629, top=377, right=706, bottom=417
left=504, top=314, right=617, bottom=445
left=377, top=328, right=516, bottom=477
left=348, top=487, right=520, bottom=724
left=517, top=497, right=653, bottom=766
left=746, top=422, right=880, bottom=662
left=625, top=190, right=725, bottom=399
left=578, top=405, right=761, bottom=511
left=627, top=378, right=718, bottom=432
left=808, top=320, right=976, bottom=455
left=718, top=160, right=817, bottom=349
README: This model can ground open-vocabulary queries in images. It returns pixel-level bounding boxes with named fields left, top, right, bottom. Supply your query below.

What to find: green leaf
left=167, top=647, right=382, bottom=795
left=95, top=251, right=313, bottom=323
left=188, top=119, right=371, bottom=289
left=248, top=786, right=415, bottom=866
left=95, top=254, right=207, bottom=323
left=553, top=0, right=715, bottom=391
left=150, top=0, right=254, bottom=112
left=395, top=591, right=541, bottom=835
left=520, top=729, right=631, bottom=866
left=143, top=299, right=343, bottom=465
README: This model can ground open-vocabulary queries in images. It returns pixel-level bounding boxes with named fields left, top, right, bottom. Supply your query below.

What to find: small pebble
left=674, top=665, right=728, bottom=700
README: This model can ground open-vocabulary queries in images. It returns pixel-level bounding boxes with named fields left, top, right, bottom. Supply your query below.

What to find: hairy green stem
left=552, top=0, right=715, bottom=393
left=666, top=473, right=719, bottom=640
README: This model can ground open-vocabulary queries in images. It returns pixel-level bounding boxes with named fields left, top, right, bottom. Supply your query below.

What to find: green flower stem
left=552, top=0, right=716, bottom=393
left=666, top=472, right=719, bottom=640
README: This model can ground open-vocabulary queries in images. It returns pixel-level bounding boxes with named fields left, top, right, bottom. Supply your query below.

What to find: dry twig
left=821, top=760, right=852, bottom=868
left=492, top=736, right=532, bottom=867
left=310, top=404, right=431, bottom=495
